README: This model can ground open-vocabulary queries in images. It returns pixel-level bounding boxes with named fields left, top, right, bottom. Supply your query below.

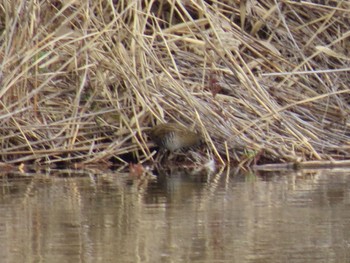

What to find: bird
left=147, top=123, right=201, bottom=152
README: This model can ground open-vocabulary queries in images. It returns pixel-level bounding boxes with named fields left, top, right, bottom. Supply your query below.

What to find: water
left=0, top=167, right=349, bottom=263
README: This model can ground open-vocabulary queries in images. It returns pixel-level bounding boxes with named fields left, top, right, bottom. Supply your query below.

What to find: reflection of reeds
left=0, top=1, right=350, bottom=165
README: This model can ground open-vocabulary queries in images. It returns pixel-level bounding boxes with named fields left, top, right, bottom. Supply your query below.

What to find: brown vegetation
left=0, top=0, right=350, bottom=166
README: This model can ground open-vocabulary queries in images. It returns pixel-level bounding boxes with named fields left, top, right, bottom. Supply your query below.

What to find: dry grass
left=0, top=0, right=350, bottom=166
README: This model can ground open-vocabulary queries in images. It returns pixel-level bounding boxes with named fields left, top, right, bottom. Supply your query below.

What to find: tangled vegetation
left=0, top=0, right=350, bottom=166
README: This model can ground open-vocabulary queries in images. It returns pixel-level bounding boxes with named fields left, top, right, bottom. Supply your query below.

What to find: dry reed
left=0, top=0, right=350, bottom=166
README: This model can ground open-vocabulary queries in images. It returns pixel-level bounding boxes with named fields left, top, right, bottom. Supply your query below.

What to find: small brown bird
left=147, top=123, right=201, bottom=151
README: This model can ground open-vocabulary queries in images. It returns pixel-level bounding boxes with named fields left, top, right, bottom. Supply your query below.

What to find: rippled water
left=0, top=167, right=349, bottom=262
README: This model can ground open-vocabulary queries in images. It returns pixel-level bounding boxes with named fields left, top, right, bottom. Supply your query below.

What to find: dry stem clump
left=1, top=0, right=350, bottom=165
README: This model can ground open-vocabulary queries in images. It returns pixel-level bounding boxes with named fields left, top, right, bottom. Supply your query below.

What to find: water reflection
left=0, top=168, right=349, bottom=262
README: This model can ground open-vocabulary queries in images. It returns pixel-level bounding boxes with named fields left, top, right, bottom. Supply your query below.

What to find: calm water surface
left=0, top=167, right=349, bottom=263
